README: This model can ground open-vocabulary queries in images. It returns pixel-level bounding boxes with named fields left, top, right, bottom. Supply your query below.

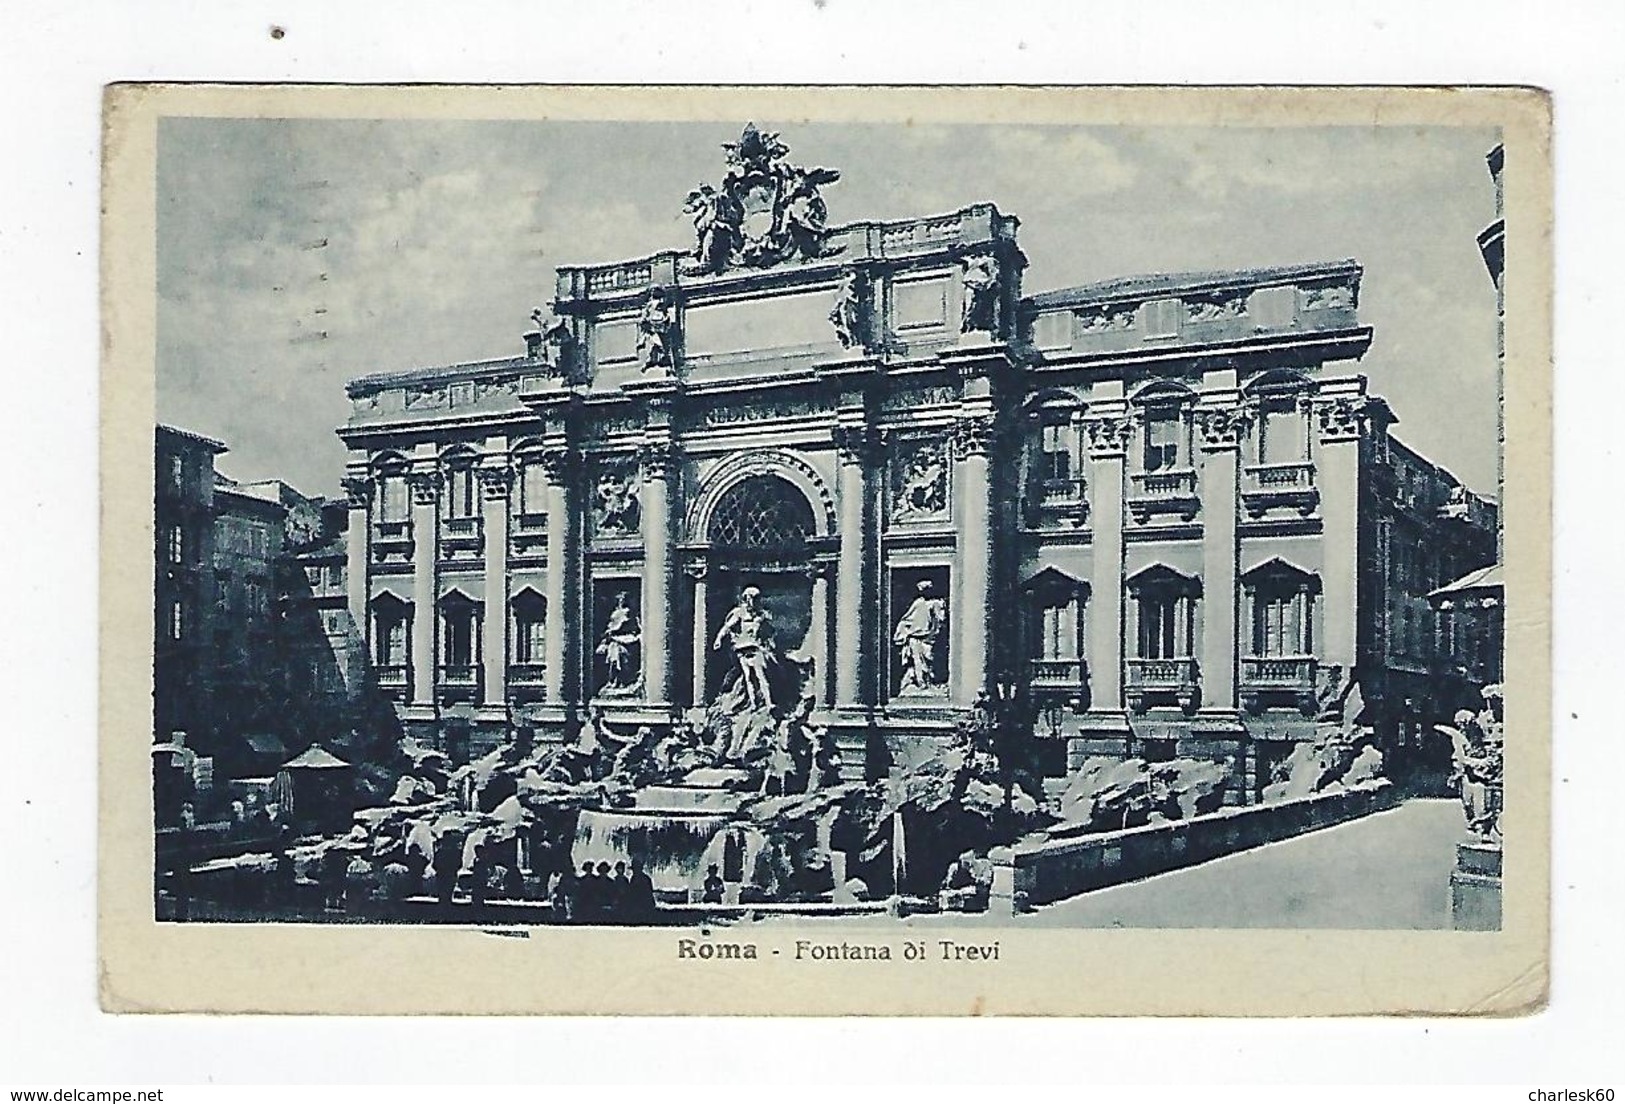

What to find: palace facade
left=335, top=137, right=1495, bottom=800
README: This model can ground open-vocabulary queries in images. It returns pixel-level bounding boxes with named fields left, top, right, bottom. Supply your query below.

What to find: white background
left=2, top=0, right=1620, bottom=1086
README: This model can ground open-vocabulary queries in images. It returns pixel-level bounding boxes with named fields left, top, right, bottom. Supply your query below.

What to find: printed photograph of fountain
left=146, top=111, right=1510, bottom=934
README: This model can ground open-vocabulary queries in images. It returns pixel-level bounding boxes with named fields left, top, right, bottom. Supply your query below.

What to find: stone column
left=340, top=470, right=372, bottom=688
left=539, top=446, right=576, bottom=705
left=639, top=439, right=676, bottom=707
left=1083, top=409, right=1132, bottom=716
left=952, top=409, right=996, bottom=706
left=1315, top=389, right=1366, bottom=674
left=1196, top=401, right=1246, bottom=712
left=833, top=423, right=877, bottom=710
left=406, top=467, right=440, bottom=713
left=478, top=459, right=513, bottom=717
left=808, top=562, right=831, bottom=705
left=688, top=560, right=709, bottom=707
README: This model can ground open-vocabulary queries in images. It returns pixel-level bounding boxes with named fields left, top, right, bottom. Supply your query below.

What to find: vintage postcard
left=99, top=84, right=1551, bottom=1015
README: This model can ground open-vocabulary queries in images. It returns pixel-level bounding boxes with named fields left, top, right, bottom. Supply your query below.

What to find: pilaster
left=1196, top=391, right=1247, bottom=716
left=405, top=464, right=439, bottom=717
left=951, top=407, right=996, bottom=705
left=477, top=455, right=513, bottom=720
left=1081, top=398, right=1132, bottom=727
left=340, top=467, right=372, bottom=688
left=539, top=443, right=579, bottom=707
left=638, top=436, right=677, bottom=708
left=1314, top=384, right=1368, bottom=672
left=832, top=420, right=880, bottom=711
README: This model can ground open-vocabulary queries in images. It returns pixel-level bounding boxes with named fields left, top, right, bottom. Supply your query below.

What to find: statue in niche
left=960, top=254, right=1002, bottom=335
left=637, top=287, right=675, bottom=373
left=893, top=440, right=947, bottom=519
left=894, top=579, right=949, bottom=693
left=712, top=586, right=779, bottom=713
left=829, top=268, right=868, bottom=349
left=593, top=465, right=641, bottom=536
left=595, top=591, right=642, bottom=695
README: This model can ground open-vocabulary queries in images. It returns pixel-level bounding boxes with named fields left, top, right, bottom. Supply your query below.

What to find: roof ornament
left=682, top=123, right=842, bottom=275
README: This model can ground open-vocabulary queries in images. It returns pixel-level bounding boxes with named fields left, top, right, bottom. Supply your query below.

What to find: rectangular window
left=1138, top=596, right=1179, bottom=659
left=169, top=600, right=184, bottom=641
left=326, top=564, right=343, bottom=588
left=168, top=454, right=184, bottom=491
left=1039, top=599, right=1079, bottom=660
left=520, top=462, right=548, bottom=517
left=1258, top=408, right=1306, bottom=463
left=378, top=476, right=408, bottom=523
left=446, top=467, right=477, bottom=520
left=1040, top=423, right=1073, bottom=483
left=1144, top=411, right=1181, bottom=472
left=514, top=611, right=546, bottom=664
left=376, top=613, right=408, bottom=666
left=166, top=525, right=185, bottom=565
left=443, top=607, right=477, bottom=666
left=304, top=565, right=322, bottom=586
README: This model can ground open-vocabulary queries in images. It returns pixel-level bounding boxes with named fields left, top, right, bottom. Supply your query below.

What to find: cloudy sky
left=157, top=117, right=1501, bottom=497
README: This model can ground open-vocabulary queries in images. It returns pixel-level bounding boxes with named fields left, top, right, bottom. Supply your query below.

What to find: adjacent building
left=154, top=425, right=227, bottom=744
left=153, top=428, right=350, bottom=779
left=333, top=132, right=1497, bottom=800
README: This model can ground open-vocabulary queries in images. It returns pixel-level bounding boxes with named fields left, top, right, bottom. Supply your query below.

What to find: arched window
left=1129, top=381, right=1196, bottom=475
left=707, top=474, right=814, bottom=552
left=511, top=589, right=546, bottom=665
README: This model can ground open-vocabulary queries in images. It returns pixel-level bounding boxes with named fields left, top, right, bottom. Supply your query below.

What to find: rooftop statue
left=683, top=123, right=842, bottom=275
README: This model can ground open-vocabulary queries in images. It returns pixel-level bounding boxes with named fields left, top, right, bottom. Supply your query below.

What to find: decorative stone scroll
left=1185, top=292, right=1248, bottom=324
left=476, top=464, right=514, bottom=500
left=405, top=469, right=440, bottom=506
left=638, top=438, right=677, bottom=481
left=1075, top=303, right=1137, bottom=335
left=340, top=474, right=373, bottom=510
left=832, top=423, right=883, bottom=467
left=1315, top=396, right=1368, bottom=442
left=536, top=445, right=580, bottom=486
left=1302, top=283, right=1356, bottom=311
left=952, top=412, right=996, bottom=459
left=1082, top=415, right=1134, bottom=459
left=1195, top=406, right=1252, bottom=451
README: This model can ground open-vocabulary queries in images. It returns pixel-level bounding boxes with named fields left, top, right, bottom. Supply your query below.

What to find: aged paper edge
left=98, top=84, right=1553, bottom=1017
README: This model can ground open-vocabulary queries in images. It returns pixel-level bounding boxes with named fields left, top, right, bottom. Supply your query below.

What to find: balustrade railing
left=439, top=664, right=479, bottom=687
left=1130, top=468, right=1197, bottom=499
left=1244, top=461, right=1314, bottom=489
left=1126, top=656, right=1198, bottom=687
left=1240, top=655, right=1317, bottom=687
left=508, top=663, right=547, bottom=687
left=374, top=664, right=408, bottom=690
left=1029, top=657, right=1086, bottom=688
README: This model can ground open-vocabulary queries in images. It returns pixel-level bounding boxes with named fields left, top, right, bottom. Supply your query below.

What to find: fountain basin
left=631, top=785, right=748, bottom=814
left=572, top=807, right=735, bottom=895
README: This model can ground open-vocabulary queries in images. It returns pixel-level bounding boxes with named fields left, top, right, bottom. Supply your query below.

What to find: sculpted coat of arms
left=683, top=123, right=842, bottom=275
